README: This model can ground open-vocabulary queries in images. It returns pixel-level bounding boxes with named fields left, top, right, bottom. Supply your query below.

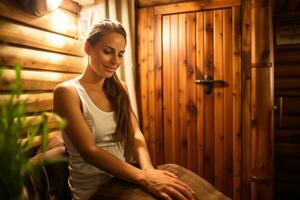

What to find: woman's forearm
left=131, top=129, right=154, bottom=170
left=84, top=146, right=146, bottom=185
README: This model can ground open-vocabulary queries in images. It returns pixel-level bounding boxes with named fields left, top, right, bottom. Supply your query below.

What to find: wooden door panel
left=138, top=3, right=241, bottom=199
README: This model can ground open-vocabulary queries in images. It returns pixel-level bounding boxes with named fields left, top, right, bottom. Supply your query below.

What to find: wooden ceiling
left=136, top=0, right=197, bottom=7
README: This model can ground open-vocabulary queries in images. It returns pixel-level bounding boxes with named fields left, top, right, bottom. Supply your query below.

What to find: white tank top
left=62, top=79, right=125, bottom=200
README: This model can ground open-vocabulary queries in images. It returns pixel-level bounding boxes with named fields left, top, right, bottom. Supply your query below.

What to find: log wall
left=0, top=0, right=84, bottom=137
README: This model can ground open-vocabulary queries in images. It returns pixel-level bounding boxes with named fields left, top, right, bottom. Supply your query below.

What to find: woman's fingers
left=166, top=187, right=189, bottom=200
left=163, top=170, right=178, bottom=178
left=174, top=179, right=196, bottom=196
left=160, top=192, right=172, bottom=200
left=171, top=180, right=196, bottom=200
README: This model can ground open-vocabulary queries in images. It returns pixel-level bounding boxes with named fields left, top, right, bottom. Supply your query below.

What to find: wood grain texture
left=195, top=12, right=204, bottom=176
left=0, top=1, right=79, bottom=38
left=178, top=13, right=188, bottom=168
left=0, top=18, right=84, bottom=56
left=0, top=92, right=53, bottom=113
left=241, top=0, right=252, bottom=199
left=0, top=45, right=84, bottom=73
left=0, top=69, right=79, bottom=91
left=213, top=9, right=224, bottom=191
left=232, top=6, right=242, bottom=200
left=154, top=0, right=240, bottom=15
left=203, top=10, right=215, bottom=185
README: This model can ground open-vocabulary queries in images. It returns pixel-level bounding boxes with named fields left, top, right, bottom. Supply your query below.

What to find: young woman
left=53, top=19, right=196, bottom=200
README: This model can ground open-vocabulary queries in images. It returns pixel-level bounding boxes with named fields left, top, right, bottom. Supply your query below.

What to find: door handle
left=195, top=74, right=225, bottom=94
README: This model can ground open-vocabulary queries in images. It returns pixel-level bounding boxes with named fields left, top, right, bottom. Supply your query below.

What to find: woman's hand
left=140, top=168, right=196, bottom=200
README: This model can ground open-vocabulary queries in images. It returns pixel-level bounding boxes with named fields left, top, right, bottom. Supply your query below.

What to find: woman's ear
left=84, top=41, right=92, bottom=55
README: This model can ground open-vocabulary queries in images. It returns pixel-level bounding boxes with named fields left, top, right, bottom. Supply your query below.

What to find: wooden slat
left=147, top=8, right=156, bottom=163
left=275, top=89, right=300, bottom=97
left=241, top=0, right=252, bottom=199
left=275, top=114, right=300, bottom=129
left=275, top=157, right=300, bottom=173
left=154, top=14, right=164, bottom=164
left=24, top=112, right=61, bottom=130
left=20, top=130, right=61, bottom=148
left=223, top=8, right=234, bottom=197
left=0, top=1, right=79, bottom=38
left=213, top=9, right=224, bottom=191
left=275, top=143, right=300, bottom=156
left=162, top=15, right=172, bottom=164
left=137, top=8, right=150, bottom=162
left=232, top=6, right=242, bottom=200
left=178, top=13, right=188, bottom=168
left=0, top=93, right=53, bottom=113
left=275, top=129, right=300, bottom=143
left=154, top=0, right=240, bottom=15
left=0, top=69, right=79, bottom=91
left=204, top=10, right=215, bottom=184
left=196, top=11, right=204, bottom=176
left=0, top=18, right=83, bottom=56
left=137, top=0, right=197, bottom=7
left=0, top=45, right=84, bottom=73
left=275, top=64, right=300, bottom=78
left=275, top=49, right=300, bottom=64
left=186, top=12, right=197, bottom=172
left=275, top=78, right=300, bottom=90
left=170, top=14, right=180, bottom=164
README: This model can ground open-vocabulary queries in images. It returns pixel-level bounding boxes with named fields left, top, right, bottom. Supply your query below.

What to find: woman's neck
left=79, top=65, right=105, bottom=89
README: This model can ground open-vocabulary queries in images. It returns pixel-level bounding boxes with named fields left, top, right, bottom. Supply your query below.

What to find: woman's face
left=86, top=32, right=126, bottom=78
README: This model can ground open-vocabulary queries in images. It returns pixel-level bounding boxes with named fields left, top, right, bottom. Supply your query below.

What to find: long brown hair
left=86, top=19, right=134, bottom=145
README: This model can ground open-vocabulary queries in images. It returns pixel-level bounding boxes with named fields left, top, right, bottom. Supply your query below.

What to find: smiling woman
left=53, top=19, right=202, bottom=200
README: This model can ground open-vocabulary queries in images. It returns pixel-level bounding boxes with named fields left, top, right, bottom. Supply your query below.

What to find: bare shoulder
left=54, top=80, right=77, bottom=98
left=53, top=80, right=80, bottom=107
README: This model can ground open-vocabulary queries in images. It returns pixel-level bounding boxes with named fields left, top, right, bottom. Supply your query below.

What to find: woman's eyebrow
left=104, top=45, right=125, bottom=52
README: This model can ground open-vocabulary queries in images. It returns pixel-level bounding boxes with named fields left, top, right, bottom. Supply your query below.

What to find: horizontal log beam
left=0, top=68, right=79, bottom=91
left=0, top=18, right=84, bottom=56
left=0, top=92, right=53, bottom=113
left=0, top=44, right=85, bottom=73
left=0, top=1, right=79, bottom=38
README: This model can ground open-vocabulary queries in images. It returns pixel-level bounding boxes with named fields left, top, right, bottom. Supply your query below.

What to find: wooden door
left=138, top=1, right=241, bottom=199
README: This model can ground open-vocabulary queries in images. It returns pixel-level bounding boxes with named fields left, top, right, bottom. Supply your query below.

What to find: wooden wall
left=273, top=26, right=300, bottom=200
left=0, top=0, right=84, bottom=139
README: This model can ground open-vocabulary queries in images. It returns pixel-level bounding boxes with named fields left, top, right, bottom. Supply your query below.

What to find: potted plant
left=0, top=65, right=66, bottom=199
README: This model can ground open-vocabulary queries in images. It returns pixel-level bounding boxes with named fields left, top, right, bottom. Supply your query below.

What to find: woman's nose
left=110, top=54, right=119, bottom=65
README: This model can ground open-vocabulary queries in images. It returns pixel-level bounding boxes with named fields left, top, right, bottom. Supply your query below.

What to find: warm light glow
left=47, top=0, right=63, bottom=11
left=46, top=34, right=66, bottom=47
left=51, top=10, right=70, bottom=33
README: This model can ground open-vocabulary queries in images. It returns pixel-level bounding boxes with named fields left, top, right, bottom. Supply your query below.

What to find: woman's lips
left=104, top=65, right=116, bottom=72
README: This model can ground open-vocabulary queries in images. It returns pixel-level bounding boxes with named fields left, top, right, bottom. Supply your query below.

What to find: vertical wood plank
left=204, top=10, right=215, bottom=184
left=154, top=14, right=164, bottom=165
left=213, top=9, right=224, bottom=191
left=242, top=0, right=252, bottom=199
left=147, top=8, right=156, bottom=163
left=186, top=12, right=197, bottom=172
left=223, top=8, right=234, bottom=197
left=162, top=15, right=172, bottom=163
left=170, top=14, right=180, bottom=163
left=196, top=11, right=205, bottom=176
left=178, top=13, right=188, bottom=168
left=233, top=6, right=242, bottom=200
left=137, top=8, right=150, bottom=158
